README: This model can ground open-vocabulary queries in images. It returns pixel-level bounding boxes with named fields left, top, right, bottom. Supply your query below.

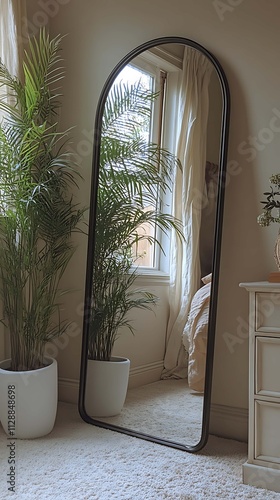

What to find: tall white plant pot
left=85, top=356, right=130, bottom=417
left=0, top=356, right=57, bottom=439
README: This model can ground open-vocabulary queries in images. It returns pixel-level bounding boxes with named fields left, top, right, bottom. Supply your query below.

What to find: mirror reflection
left=80, top=39, right=229, bottom=451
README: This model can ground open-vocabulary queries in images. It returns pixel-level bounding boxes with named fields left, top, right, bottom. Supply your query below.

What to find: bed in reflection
left=183, top=272, right=212, bottom=393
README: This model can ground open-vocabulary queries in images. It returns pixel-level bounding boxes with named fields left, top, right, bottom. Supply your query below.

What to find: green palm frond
left=89, top=78, right=183, bottom=361
left=90, top=253, right=158, bottom=360
left=102, top=79, right=156, bottom=138
left=22, top=29, right=65, bottom=122
left=0, top=29, right=85, bottom=371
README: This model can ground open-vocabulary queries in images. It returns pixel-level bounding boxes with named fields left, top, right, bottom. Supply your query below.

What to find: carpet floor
left=97, top=379, right=204, bottom=446
left=1, top=402, right=280, bottom=500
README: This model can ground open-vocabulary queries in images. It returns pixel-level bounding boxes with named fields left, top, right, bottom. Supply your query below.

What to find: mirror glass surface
left=79, top=37, right=230, bottom=452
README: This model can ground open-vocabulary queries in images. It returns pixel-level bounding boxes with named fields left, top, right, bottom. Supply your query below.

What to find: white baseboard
left=210, top=403, right=248, bottom=442
left=128, top=361, right=164, bottom=388
left=58, top=377, right=79, bottom=404
left=58, top=361, right=164, bottom=405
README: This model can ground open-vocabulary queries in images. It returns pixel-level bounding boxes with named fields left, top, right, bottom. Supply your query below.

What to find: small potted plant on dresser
left=0, top=29, right=84, bottom=439
left=257, top=173, right=280, bottom=282
left=85, top=80, right=183, bottom=418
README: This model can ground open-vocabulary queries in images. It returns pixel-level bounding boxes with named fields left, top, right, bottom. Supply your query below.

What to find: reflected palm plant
left=89, top=79, right=183, bottom=361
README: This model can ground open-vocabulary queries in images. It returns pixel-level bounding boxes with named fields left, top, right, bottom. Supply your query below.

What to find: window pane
left=110, top=64, right=158, bottom=269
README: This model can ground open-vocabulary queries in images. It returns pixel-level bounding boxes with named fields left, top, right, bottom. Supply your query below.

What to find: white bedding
left=182, top=274, right=211, bottom=392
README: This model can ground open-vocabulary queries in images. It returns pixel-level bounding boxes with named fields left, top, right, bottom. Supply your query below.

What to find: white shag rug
left=1, top=403, right=280, bottom=499
left=97, top=379, right=204, bottom=445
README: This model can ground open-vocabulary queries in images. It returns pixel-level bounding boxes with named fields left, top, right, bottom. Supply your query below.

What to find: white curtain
left=0, top=0, right=26, bottom=360
left=0, top=0, right=26, bottom=100
left=161, top=47, right=213, bottom=379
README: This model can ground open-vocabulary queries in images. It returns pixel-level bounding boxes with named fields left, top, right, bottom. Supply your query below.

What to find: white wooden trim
left=243, top=462, right=280, bottom=493
left=133, top=273, right=170, bottom=286
left=210, top=403, right=248, bottom=442
left=58, top=377, right=79, bottom=404
left=128, top=360, right=164, bottom=388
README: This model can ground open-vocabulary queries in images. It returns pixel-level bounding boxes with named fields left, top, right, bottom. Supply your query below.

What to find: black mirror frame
left=78, top=36, right=230, bottom=453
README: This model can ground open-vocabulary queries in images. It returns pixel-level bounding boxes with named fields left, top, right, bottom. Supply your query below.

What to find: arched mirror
left=78, top=37, right=230, bottom=452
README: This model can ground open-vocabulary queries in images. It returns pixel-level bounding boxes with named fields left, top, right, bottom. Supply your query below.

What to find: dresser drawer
left=256, top=337, right=280, bottom=397
left=255, top=400, right=280, bottom=464
left=255, top=292, right=280, bottom=332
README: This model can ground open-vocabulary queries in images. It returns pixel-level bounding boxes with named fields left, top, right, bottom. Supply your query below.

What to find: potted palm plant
left=0, top=29, right=84, bottom=438
left=85, top=79, right=183, bottom=417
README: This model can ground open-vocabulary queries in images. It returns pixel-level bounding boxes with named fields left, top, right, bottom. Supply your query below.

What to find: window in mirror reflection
left=105, top=56, right=178, bottom=271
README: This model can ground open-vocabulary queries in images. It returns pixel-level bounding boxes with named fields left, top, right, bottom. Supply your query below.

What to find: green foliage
left=0, top=30, right=85, bottom=370
left=258, top=174, right=280, bottom=227
left=89, top=78, right=183, bottom=361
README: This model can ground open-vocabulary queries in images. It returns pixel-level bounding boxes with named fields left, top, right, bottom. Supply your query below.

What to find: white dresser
left=240, top=281, right=280, bottom=493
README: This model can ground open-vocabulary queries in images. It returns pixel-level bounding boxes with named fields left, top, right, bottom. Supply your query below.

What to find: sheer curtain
left=162, top=47, right=213, bottom=379
left=0, top=0, right=26, bottom=99
left=0, top=0, right=26, bottom=360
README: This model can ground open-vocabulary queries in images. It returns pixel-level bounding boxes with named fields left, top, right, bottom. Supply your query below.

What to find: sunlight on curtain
left=162, top=47, right=213, bottom=379
left=0, top=0, right=26, bottom=360
left=0, top=1, right=26, bottom=114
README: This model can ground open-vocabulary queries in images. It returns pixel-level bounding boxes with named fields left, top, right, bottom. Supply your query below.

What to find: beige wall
left=25, top=0, right=280, bottom=439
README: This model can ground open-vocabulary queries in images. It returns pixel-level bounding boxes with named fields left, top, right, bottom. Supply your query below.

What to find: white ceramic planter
left=85, top=356, right=130, bottom=417
left=0, top=356, right=57, bottom=439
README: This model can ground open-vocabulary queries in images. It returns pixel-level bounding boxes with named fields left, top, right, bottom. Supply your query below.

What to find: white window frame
left=128, top=50, right=182, bottom=277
